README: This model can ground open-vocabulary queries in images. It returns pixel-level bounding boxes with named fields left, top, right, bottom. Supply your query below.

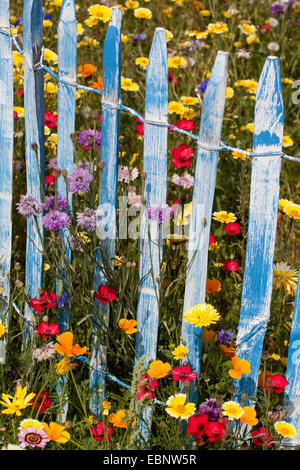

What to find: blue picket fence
left=0, top=0, right=299, bottom=447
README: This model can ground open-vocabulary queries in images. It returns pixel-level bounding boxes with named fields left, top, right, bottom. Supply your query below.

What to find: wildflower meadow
left=0, top=0, right=300, bottom=454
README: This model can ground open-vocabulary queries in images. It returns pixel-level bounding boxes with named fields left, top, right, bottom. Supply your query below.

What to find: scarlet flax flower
left=171, top=365, right=198, bottom=382
left=35, top=322, right=60, bottom=339
left=29, top=291, right=57, bottom=312
left=186, top=414, right=209, bottom=439
left=94, top=285, right=117, bottom=304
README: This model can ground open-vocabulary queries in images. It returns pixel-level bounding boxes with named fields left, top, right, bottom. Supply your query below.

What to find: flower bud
left=31, top=142, right=38, bottom=151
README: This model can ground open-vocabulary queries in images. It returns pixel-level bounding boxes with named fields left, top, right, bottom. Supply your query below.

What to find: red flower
left=169, top=119, right=195, bottom=132
left=205, top=421, right=227, bottom=442
left=45, top=172, right=55, bottom=185
left=224, top=222, right=241, bottom=236
left=168, top=73, right=179, bottom=86
left=186, top=414, right=209, bottom=439
left=91, top=422, right=114, bottom=442
left=264, top=374, right=289, bottom=394
left=209, top=234, right=215, bottom=245
left=44, top=111, right=58, bottom=128
left=14, top=111, right=18, bottom=120
left=31, top=391, right=52, bottom=413
left=222, top=260, right=239, bottom=272
left=29, top=291, right=57, bottom=312
left=258, top=24, right=270, bottom=31
left=136, top=374, right=159, bottom=401
left=171, top=365, right=198, bottom=382
left=94, top=285, right=117, bottom=304
left=251, top=427, right=273, bottom=448
left=171, top=144, right=194, bottom=169
left=136, top=123, right=144, bottom=136
left=35, top=322, right=60, bottom=339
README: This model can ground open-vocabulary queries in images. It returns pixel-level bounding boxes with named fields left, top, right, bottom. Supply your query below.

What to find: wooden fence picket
left=233, top=57, right=284, bottom=403
left=22, top=0, right=45, bottom=348
left=90, top=7, right=123, bottom=417
left=283, top=268, right=300, bottom=447
left=0, top=0, right=14, bottom=364
left=180, top=51, right=228, bottom=402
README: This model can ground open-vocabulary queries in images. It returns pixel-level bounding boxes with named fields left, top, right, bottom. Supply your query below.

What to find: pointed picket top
left=180, top=51, right=228, bottom=402
left=90, top=6, right=123, bottom=417
left=283, top=269, right=300, bottom=448
left=0, top=0, right=14, bottom=363
left=22, top=0, right=45, bottom=346
left=234, top=57, right=283, bottom=403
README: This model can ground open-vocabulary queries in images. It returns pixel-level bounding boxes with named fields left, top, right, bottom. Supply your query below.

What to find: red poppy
left=44, top=111, right=58, bottom=128
left=35, top=322, right=60, bottom=339
left=45, top=172, right=55, bottom=185
left=205, top=421, right=227, bottom=442
left=171, top=365, right=198, bottom=382
left=13, top=111, right=18, bottom=120
left=222, top=260, right=239, bottom=272
left=224, top=222, right=241, bottom=235
left=94, top=285, right=117, bottom=304
left=169, top=119, right=195, bottom=132
left=264, top=374, right=289, bottom=394
left=91, top=422, right=114, bottom=442
left=29, top=291, right=57, bottom=312
left=136, top=374, right=159, bottom=401
left=251, top=427, right=273, bottom=448
left=171, top=144, right=194, bottom=169
left=31, top=391, right=52, bottom=413
left=186, top=414, right=209, bottom=439
left=209, top=234, right=215, bottom=245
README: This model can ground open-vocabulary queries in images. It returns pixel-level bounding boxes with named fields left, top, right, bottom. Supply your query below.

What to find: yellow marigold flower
left=14, top=106, right=25, bottom=117
left=282, top=78, right=293, bottom=84
left=283, top=135, right=294, bottom=147
left=42, top=422, right=70, bottom=443
left=239, top=406, right=258, bottom=426
left=275, top=421, right=296, bottom=438
left=207, top=22, right=229, bottom=34
left=108, top=410, right=136, bottom=428
left=247, top=122, right=254, bottom=133
left=43, top=263, right=50, bottom=272
left=55, top=358, right=78, bottom=376
left=232, top=151, right=247, bottom=160
left=84, top=17, right=98, bottom=27
left=0, top=386, right=36, bottom=416
left=228, top=356, right=251, bottom=380
left=135, top=57, right=149, bottom=69
left=125, top=0, right=139, bottom=8
left=13, top=51, right=23, bottom=67
left=147, top=360, right=171, bottom=379
left=239, top=24, right=256, bottom=35
left=183, top=303, right=221, bottom=328
left=226, top=87, right=234, bottom=98
left=43, top=20, right=53, bottom=28
left=0, top=323, right=6, bottom=338
left=273, top=262, right=298, bottom=296
left=88, top=4, right=112, bottom=22
left=234, top=41, right=242, bottom=48
left=121, top=77, right=139, bottom=91
left=278, top=199, right=293, bottom=211
left=283, top=203, right=300, bottom=220
left=168, top=56, right=186, bottom=68
left=172, top=345, right=189, bottom=360
left=270, top=353, right=281, bottom=361
left=130, top=153, right=139, bottom=165
left=121, top=34, right=130, bottom=43
left=165, top=30, right=173, bottom=41
left=19, top=419, right=43, bottom=430
left=180, top=96, right=199, bottom=106
left=168, top=101, right=185, bottom=115
left=181, top=107, right=196, bottom=119
left=44, top=82, right=58, bottom=94
left=165, top=394, right=195, bottom=420
left=222, top=10, right=232, bottom=18
left=118, top=318, right=137, bottom=334
left=213, top=211, right=237, bottom=223
left=247, top=34, right=259, bottom=44
left=134, top=7, right=152, bottom=19
left=199, top=9, right=210, bottom=16
left=196, top=30, right=209, bottom=39
left=43, top=48, right=58, bottom=63
left=222, top=401, right=244, bottom=420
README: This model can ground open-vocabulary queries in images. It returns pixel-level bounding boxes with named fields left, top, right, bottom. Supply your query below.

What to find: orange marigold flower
left=92, top=76, right=103, bottom=91
left=118, top=318, right=137, bottom=334
left=239, top=406, right=258, bottom=426
left=147, top=360, right=171, bottom=379
left=229, top=356, right=251, bottom=380
left=108, top=410, right=136, bottom=428
left=55, top=331, right=88, bottom=357
left=78, top=63, right=97, bottom=77
left=42, top=422, right=70, bottom=443
left=206, top=279, right=221, bottom=293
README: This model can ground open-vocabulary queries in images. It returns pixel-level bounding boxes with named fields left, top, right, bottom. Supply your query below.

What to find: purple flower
left=42, top=210, right=70, bottom=231
left=198, top=398, right=220, bottom=422
left=16, top=194, right=43, bottom=218
left=47, top=157, right=58, bottom=170
left=196, top=79, right=209, bottom=93
left=18, top=426, right=49, bottom=449
left=68, top=167, right=93, bottom=194
left=269, top=2, right=285, bottom=14
left=133, top=33, right=147, bottom=42
left=43, top=194, right=67, bottom=211
left=218, top=329, right=235, bottom=345
left=147, top=204, right=174, bottom=223
left=77, top=129, right=101, bottom=149
left=76, top=208, right=97, bottom=231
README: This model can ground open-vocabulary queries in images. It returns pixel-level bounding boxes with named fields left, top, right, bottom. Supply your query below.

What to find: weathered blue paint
left=180, top=52, right=228, bottom=402
left=23, top=0, right=44, bottom=347
left=282, top=268, right=300, bottom=447
left=0, top=0, right=14, bottom=364
left=233, top=57, right=284, bottom=403
left=134, top=28, right=168, bottom=438
left=55, top=0, right=77, bottom=423
left=90, top=7, right=122, bottom=417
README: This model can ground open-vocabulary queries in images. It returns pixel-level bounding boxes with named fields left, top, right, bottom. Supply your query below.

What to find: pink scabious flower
left=18, top=426, right=49, bottom=449
left=171, top=365, right=198, bottom=382
left=128, top=187, right=142, bottom=208
left=76, top=208, right=98, bottom=231
left=172, top=172, right=194, bottom=189
left=136, top=374, right=159, bottom=401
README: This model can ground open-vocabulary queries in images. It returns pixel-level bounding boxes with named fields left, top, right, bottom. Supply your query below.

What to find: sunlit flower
left=55, top=331, right=88, bottom=357
left=147, top=360, right=171, bottom=379
left=42, top=422, right=70, bottom=443
left=180, top=96, right=199, bottom=106
left=165, top=394, right=195, bottom=419
left=283, top=203, right=300, bottom=220
left=222, top=401, right=244, bottom=420
left=108, top=410, right=136, bottom=428
left=172, top=345, right=189, bottom=360
left=88, top=4, right=112, bottom=22
left=18, top=426, right=49, bottom=449
left=0, top=387, right=36, bottom=416
left=273, top=262, right=298, bottom=295
left=206, top=279, right=221, bottom=293
left=228, top=356, right=251, bottom=380
left=274, top=421, right=296, bottom=438
left=121, top=77, right=139, bottom=91
left=55, top=358, right=78, bottom=376
left=283, top=136, right=294, bottom=147
left=134, top=7, right=152, bottom=19
left=183, top=303, right=221, bottom=328
left=118, top=318, right=137, bottom=334
left=135, top=57, right=149, bottom=69
left=0, top=323, right=6, bottom=338
left=213, top=211, right=237, bottom=223
left=168, top=101, right=186, bottom=115
left=240, top=406, right=258, bottom=426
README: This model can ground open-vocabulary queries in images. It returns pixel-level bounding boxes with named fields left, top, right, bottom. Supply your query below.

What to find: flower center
left=26, top=433, right=42, bottom=444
